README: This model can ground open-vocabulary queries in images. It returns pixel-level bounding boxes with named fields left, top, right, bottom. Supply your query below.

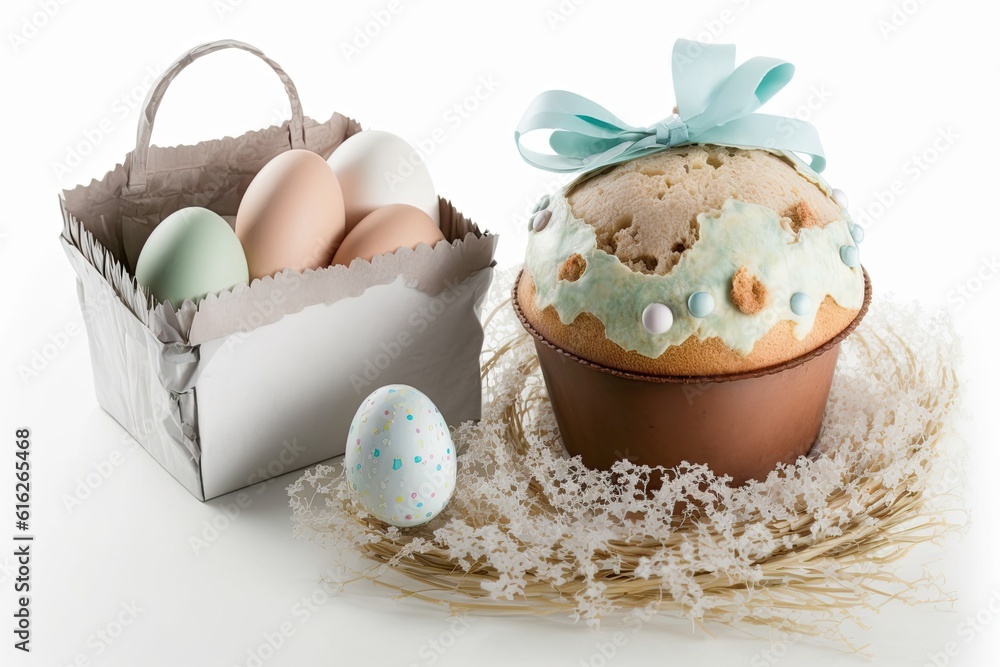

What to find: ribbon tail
left=516, top=136, right=667, bottom=173
left=515, top=89, right=654, bottom=172
left=695, top=114, right=827, bottom=173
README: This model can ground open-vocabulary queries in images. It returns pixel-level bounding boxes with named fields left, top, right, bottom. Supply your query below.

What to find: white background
left=2, top=0, right=999, bottom=665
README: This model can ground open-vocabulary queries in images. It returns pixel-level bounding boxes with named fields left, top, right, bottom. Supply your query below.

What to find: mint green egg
left=135, top=207, right=249, bottom=308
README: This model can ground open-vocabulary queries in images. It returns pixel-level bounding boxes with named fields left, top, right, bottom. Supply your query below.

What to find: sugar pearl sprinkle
left=641, top=303, right=673, bottom=334
left=832, top=188, right=849, bottom=209
left=840, top=244, right=860, bottom=268
left=790, top=292, right=813, bottom=316
left=687, top=291, right=715, bottom=318
left=530, top=209, right=552, bottom=232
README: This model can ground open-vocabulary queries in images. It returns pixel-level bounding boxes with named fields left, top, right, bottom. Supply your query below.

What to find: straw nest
left=289, top=267, right=965, bottom=644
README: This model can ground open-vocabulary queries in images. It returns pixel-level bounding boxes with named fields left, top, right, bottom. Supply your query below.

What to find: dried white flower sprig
left=289, top=267, right=965, bottom=644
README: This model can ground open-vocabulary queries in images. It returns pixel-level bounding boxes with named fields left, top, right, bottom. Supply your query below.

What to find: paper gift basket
left=58, top=40, right=497, bottom=501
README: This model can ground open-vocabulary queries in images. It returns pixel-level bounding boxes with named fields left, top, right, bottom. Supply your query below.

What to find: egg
left=331, top=204, right=446, bottom=267
left=236, top=149, right=346, bottom=281
left=327, top=130, right=440, bottom=231
left=345, top=385, right=456, bottom=528
left=135, top=206, right=249, bottom=308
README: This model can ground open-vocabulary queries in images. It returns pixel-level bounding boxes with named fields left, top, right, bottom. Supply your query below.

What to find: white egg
left=345, top=385, right=456, bottom=528
left=327, top=130, right=440, bottom=232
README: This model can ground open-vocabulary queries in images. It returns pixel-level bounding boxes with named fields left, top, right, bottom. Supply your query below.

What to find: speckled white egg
left=345, top=385, right=456, bottom=527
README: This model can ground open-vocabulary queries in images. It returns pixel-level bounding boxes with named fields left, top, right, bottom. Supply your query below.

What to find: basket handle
left=124, top=39, right=306, bottom=195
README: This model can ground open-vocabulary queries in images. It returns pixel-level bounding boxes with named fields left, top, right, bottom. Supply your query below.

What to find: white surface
left=2, top=0, right=998, bottom=664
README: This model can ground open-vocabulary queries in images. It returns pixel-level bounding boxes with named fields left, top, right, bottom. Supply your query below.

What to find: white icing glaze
left=525, top=189, right=865, bottom=358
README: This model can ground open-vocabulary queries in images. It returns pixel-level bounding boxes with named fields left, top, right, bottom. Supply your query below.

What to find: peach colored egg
left=236, top=149, right=346, bottom=280
left=331, top=204, right=446, bottom=267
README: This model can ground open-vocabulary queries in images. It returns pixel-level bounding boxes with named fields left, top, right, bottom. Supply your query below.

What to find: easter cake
left=511, top=38, right=871, bottom=483
left=516, top=145, right=866, bottom=376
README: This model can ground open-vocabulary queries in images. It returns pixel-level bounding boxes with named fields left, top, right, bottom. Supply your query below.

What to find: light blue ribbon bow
left=514, top=39, right=826, bottom=174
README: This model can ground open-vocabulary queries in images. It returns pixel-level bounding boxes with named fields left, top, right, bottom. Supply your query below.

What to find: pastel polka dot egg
left=345, top=384, right=456, bottom=528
